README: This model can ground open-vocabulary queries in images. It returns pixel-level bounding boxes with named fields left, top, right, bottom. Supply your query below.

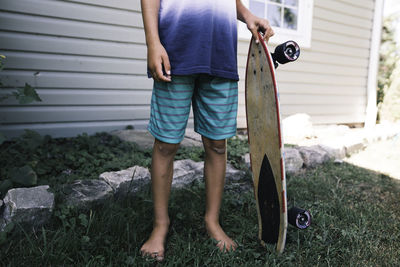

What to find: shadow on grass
left=1, top=161, right=400, bottom=266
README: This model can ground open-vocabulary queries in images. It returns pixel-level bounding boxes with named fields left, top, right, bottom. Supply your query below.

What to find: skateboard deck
left=245, top=34, right=300, bottom=253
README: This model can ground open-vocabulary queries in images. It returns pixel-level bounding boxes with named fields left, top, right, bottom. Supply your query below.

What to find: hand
left=147, top=42, right=171, bottom=82
left=246, top=15, right=274, bottom=44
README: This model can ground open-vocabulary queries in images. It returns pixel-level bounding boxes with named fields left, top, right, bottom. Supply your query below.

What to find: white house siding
left=0, top=0, right=377, bottom=139
left=236, top=0, right=376, bottom=128
left=0, top=0, right=153, bottom=139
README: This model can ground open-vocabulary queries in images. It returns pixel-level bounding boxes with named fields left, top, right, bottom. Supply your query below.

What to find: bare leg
left=140, top=138, right=179, bottom=261
left=202, top=136, right=237, bottom=252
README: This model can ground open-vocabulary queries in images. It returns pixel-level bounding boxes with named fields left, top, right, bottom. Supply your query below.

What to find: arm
left=236, top=0, right=274, bottom=43
left=141, top=0, right=171, bottom=82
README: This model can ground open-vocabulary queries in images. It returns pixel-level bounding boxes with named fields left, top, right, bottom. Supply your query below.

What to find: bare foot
left=140, top=222, right=169, bottom=261
left=205, top=219, right=237, bottom=252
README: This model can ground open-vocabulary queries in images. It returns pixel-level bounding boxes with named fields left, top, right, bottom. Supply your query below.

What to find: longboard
left=245, top=33, right=309, bottom=253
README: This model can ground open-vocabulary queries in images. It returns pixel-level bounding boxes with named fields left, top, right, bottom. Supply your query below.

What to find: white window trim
left=238, top=0, right=314, bottom=48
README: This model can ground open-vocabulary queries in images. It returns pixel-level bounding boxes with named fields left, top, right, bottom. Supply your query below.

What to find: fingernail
left=166, top=70, right=171, bottom=75
left=255, top=39, right=259, bottom=44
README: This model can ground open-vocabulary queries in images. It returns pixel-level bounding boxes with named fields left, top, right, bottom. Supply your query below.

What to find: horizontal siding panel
left=238, top=55, right=368, bottom=77
left=0, top=12, right=145, bottom=44
left=313, top=6, right=372, bottom=30
left=237, top=67, right=367, bottom=87
left=280, top=104, right=366, bottom=116
left=0, top=120, right=149, bottom=139
left=0, top=88, right=152, bottom=105
left=61, top=0, right=141, bottom=12
left=338, top=0, right=374, bottom=10
left=0, top=0, right=143, bottom=28
left=238, top=52, right=369, bottom=69
left=237, top=93, right=366, bottom=106
left=274, top=62, right=367, bottom=77
left=238, top=111, right=366, bottom=128
left=277, top=84, right=366, bottom=96
left=0, top=71, right=153, bottom=89
left=315, top=0, right=374, bottom=20
left=304, top=41, right=370, bottom=59
left=3, top=51, right=147, bottom=75
left=294, top=50, right=369, bottom=68
left=0, top=105, right=150, bottom=123
left=308, top=114, right=366, bottom=124
left=238, top=42, right=370, bottom=66
left=0, top=32, right=147, bottom=60
left=311, top=29, right=371, bottom=48
left=280, top=94, right=366, bottom=106
left=313, top=18, right=371, bottom=40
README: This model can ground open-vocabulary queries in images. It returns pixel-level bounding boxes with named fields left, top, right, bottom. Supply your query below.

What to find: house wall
left=237, top=0, right=375, bottom=127
left=0, top=0, right=376, bottom=139
left=0, top=0, right=151, bottom=138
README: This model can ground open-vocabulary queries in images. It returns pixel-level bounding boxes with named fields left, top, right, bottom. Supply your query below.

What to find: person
left=140, top=0, right=274, bottom=261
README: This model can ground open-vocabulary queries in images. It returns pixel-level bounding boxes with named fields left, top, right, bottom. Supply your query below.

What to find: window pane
left=284, top=0, right=298, bottom=7
left=267, top=4, right=282, bottom=27
left=250, top=1, right=265, bottom=19
left=269, top=0, right=282, bottom=3
left=283, top=7, right=298, bottom=30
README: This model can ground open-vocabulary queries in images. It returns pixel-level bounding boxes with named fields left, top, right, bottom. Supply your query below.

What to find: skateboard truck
left=271, top=40, right=300, bottom=69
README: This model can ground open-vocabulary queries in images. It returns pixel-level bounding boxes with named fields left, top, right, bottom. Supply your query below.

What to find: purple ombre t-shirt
left=155, top=0, right=239, bottom=81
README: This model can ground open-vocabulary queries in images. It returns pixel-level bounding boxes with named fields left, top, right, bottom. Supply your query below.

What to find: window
left=239, top=0, right=313, bottom=48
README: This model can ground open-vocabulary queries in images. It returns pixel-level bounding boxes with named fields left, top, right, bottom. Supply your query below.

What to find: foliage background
left=377, top=13, right=400, bottom=122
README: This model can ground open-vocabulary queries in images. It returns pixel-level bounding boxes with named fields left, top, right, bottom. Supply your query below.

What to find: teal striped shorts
left=148, top=74, right=238, bottom=144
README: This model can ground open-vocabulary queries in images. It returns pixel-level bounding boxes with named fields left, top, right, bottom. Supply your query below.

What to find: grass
left=1, top=131, right=400, bottom=266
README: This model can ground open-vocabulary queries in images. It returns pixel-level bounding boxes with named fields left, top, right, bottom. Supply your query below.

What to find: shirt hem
left=148, top=67, right=239, bottom=81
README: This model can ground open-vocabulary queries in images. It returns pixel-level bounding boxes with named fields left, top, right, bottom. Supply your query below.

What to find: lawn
left=1, top=130, right=399, bottom=266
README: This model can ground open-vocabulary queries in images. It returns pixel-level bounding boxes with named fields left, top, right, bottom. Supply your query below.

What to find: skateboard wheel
left=272, top=41, right=300, bottom=65
left=288, top=207, right=311, bottom=229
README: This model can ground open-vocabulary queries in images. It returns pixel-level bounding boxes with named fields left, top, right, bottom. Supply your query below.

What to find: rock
left=317, top=144, right=346, bottom=159
left=183, top=129, right=203, bottom=147
left=243, top=150, right=303, bottom=175
left=172, top=159, right=203, bottom=188
left=334, top=159, right=344, bottom=165
left=298, top=146, right=330, bottom=168
left=226, top=163, right=246, bottom=182
left=110, top=129, right=203, bottom=150
left=171, top=159, right=246, bottom=188
left=59, top=180, right=113, bottom=210
left=1, top=185, right=54, bottom=231
left=0, top=199, right=3, bottom=209
left=243, top=153, right=251, bottom=169
left=110, top=130, right=154, bottom=150
left=342, top=135, right=366, bottom=156
left=99, top=166, right=150, bottom=197
left=283, top=113, right=314, bottom=142
left=284, top=147, right=303, bottom=174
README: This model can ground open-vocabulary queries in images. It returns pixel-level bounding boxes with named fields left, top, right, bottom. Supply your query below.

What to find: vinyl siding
left=236, top=0, right=375, bottom=128
left=0, top=0, right=151, bottom=138
left=0, top=0, right=377, bottom=139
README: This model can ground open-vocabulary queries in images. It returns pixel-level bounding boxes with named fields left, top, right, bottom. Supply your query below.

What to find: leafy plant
left=9, top=165, right=37, bottom=187
left=0, top=130, right=153, bottom=196
left=0, top=54, right=43, bottom=145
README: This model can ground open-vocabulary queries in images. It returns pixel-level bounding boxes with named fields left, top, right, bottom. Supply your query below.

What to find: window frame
left=238, top=0, right=314, bottom=48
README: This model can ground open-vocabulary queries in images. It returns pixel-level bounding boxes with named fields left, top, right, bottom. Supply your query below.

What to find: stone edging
left=1, top=122, right=399, bottom=234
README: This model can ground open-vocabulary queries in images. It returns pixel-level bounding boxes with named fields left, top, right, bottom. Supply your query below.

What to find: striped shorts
left=148, top=74, right=238, bottom=144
